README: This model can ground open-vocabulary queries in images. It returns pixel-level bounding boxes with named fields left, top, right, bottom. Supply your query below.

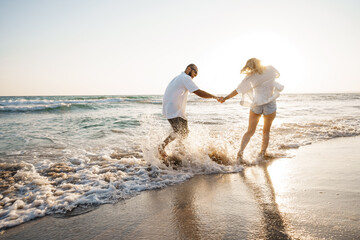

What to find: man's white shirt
left=162, top=72, right=199, bottom=120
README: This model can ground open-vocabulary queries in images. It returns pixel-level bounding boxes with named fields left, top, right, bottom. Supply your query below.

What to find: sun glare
left=198, top=32, right=305, bottom=93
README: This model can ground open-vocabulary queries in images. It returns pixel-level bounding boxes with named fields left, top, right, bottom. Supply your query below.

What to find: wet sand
left=1, top=136, right=360, bottom=240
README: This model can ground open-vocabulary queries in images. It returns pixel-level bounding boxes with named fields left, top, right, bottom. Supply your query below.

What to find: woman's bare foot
left=236, top=151, right=246, bottom=165
left=256, top=151, right=265, bottom=161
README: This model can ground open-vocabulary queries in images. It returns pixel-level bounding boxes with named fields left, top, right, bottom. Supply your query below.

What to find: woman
left=221, top=58, right=284, bottom=164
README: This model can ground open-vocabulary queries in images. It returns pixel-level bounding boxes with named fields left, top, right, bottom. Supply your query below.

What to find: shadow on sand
left=240, top=162, right=292, bottom=239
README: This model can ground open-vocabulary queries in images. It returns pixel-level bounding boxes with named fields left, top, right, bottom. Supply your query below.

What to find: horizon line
left=1, top=92, right=360, bottom=97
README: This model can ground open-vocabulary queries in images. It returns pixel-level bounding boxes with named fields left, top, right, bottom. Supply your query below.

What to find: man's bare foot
left=158, top=144, right=168, bottom=161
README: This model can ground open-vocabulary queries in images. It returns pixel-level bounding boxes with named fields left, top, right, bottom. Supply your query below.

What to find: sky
left=0, top=0, right=360, bottom=96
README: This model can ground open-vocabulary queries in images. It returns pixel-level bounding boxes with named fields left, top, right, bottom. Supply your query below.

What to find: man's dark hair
left=186, top=64, right=197, bottom=71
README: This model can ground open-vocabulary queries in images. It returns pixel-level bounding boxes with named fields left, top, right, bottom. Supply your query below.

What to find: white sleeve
left=274, top=81, right=284, bottom=92
left=236, top=76, right=252, bottom=94
left=183, top=76, right=200, bottom=93
left=271, top=65, right=280, bottom=78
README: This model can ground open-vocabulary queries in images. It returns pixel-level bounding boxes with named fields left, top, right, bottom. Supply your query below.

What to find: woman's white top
left=236, top=65, right=284, bottom=107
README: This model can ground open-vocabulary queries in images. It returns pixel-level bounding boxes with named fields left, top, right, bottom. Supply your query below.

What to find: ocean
left=1, top=93, right=359, bottom=229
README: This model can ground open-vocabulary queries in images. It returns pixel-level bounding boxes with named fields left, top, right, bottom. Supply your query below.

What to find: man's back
left=162, top=72, right=199, bottom=120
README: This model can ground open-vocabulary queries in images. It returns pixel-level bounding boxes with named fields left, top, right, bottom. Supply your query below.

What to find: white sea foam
left=0, top=127, right=244, bottom=230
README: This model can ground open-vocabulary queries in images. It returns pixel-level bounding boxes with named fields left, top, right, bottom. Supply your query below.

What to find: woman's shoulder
left=265, top=65, right=279, bottom=73
left=265, top=65, right=275, bottom=70
left=265, top=65, right=280, bottom=78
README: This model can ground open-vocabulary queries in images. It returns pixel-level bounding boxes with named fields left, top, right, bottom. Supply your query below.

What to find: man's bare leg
left=159, top=117, right=189, bottom=163
left=158, top=133, right=176, bottom=159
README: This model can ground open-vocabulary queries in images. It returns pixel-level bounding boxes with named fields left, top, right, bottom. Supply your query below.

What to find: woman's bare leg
left=260, top=111, right=276, bottom=156
left=238, top=111, right=261, bottom=160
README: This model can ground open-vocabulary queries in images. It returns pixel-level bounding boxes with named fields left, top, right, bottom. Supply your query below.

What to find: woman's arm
left=220, top=76, right=249, bottom=103
left=224, top=90, right=238, bottom=101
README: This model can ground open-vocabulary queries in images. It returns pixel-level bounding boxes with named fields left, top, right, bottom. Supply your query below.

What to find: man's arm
left=193, top=89, right=218, bottom=100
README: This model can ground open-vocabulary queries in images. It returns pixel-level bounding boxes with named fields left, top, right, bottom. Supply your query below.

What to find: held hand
left=217, top=97, right=226, bottom=103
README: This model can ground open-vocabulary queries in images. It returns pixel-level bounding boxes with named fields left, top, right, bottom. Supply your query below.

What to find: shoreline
left=2, top=136, right=360, bottom=239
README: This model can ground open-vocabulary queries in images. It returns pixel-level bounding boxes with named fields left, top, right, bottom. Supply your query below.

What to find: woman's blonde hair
left=240, top=58, right=265, bottom=76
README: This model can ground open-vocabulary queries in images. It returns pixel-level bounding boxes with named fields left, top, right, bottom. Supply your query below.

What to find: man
left=158, top=63, right=220, bottom=161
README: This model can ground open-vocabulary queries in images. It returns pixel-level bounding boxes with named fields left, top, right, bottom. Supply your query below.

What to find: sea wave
left=0, top=103, right=97, bottom=112
left=0, top=97, right=124, bottom=106
left=0, top=96, right=163, bottom=112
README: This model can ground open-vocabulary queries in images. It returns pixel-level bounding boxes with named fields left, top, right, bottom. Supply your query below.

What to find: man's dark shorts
left=168, top=117, right=189, bottom=137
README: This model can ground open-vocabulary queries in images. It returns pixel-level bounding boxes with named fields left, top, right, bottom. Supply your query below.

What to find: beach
left=2, top=0, right=360, bottom=238
left=2, top=136, right=359, bottom=240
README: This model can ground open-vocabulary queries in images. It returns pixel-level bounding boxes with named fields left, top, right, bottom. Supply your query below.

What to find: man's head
left=185, top=64, right=198, bottom=79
